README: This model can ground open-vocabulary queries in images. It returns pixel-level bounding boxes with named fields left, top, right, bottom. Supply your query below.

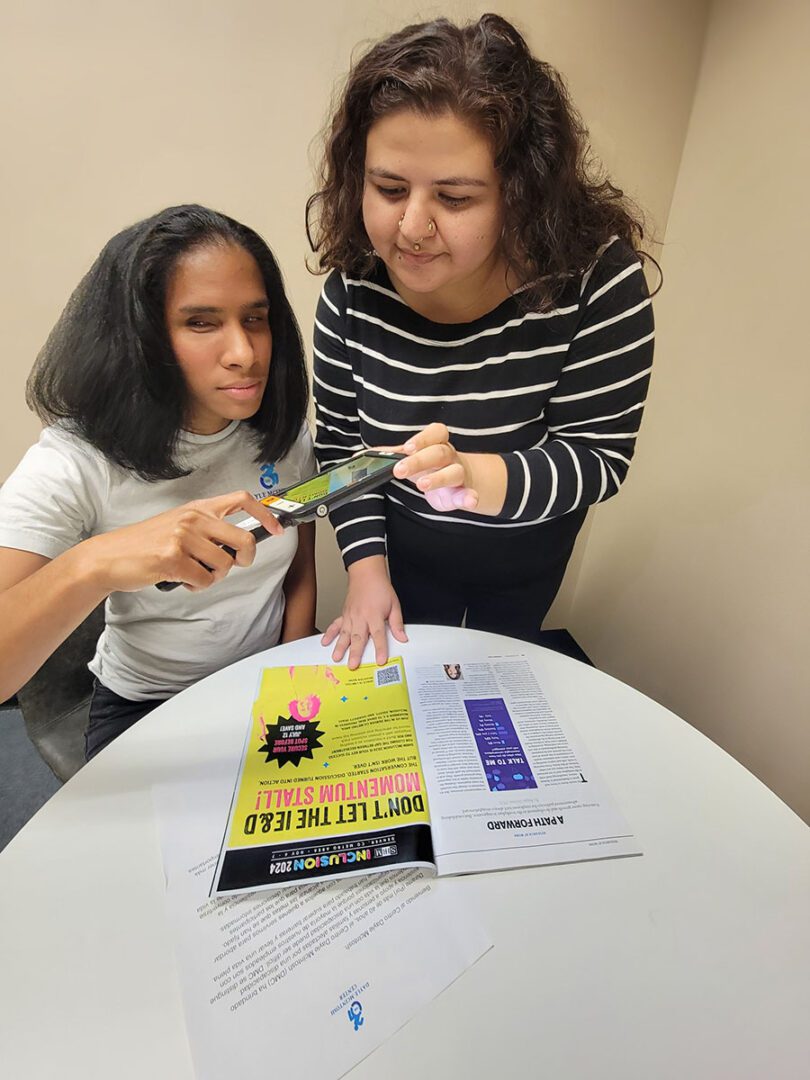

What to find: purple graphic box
left=464, top=697, right=538, bottom=791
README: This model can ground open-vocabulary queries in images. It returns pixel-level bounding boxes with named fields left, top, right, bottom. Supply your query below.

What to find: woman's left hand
left=390, top=423, right=480, bottom=511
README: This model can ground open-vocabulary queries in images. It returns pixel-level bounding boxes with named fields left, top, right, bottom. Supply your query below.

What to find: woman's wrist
left=59, top=537, right=116, bottom=601
left=346, top=554, right=389, bottom=583
left=459, top=452, right=508, bottom=516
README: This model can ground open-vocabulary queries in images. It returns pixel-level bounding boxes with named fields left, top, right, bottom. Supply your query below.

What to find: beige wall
left=568, top=0, right=810, bottom=821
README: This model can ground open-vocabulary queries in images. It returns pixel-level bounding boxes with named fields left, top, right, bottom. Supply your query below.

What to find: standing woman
left=0, top=205, right=315, bottom=757
left=308, top=14, right=655, bottom=668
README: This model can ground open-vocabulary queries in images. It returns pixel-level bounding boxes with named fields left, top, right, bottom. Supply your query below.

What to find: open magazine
left=211, top=654, right=640, bottom=895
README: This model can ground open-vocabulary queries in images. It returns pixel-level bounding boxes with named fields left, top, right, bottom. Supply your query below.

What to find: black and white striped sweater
left=313, top=237, right=654, bottom=568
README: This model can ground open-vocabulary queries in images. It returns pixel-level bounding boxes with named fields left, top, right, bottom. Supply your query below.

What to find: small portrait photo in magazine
left=443, top=664, right=463, bottom=681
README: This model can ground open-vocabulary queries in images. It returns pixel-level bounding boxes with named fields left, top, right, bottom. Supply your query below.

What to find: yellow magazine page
left=212, top=659, right=434, bottom=895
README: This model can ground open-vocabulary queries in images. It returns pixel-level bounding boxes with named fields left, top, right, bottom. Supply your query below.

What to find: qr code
left=374, top=664, right=401, bottom=687
left=375, top=845, right=398, bottom=858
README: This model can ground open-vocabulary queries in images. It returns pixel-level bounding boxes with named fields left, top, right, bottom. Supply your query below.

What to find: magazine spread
left=212, top=654, right=640, bottom=896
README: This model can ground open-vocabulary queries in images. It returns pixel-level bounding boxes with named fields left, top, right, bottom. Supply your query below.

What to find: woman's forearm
left=0, top=544, right=109, bottom=701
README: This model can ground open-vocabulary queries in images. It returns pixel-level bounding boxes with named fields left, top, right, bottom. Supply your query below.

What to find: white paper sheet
left=154, top=760, right=490, bottom=1080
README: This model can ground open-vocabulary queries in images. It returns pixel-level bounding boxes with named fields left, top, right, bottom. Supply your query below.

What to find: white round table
left=1, top=627, right=808, bottom=1079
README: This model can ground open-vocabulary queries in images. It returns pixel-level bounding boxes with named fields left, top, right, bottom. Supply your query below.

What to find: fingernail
left=404, top=441, right=415, bottom=453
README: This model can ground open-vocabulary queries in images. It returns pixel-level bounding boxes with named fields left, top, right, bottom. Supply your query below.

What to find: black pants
left=386, top=504, right=587, bottom=646
left=85, top=679, right=168, bottom=761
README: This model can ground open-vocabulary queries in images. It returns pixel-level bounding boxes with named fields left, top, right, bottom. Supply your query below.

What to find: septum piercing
left=398, top=216, right=435, bottom=252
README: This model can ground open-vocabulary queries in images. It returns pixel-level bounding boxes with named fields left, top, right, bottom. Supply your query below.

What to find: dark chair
left=16, top=605, right=105, bottom=782
left=536, top=628, right=594, bottom=666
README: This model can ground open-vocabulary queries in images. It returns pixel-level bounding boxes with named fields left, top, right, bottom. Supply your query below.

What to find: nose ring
left=398, top=217, right=436, bottom=252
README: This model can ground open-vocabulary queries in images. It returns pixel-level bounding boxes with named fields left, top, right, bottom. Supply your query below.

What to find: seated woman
left=0, top=204, right=315, bottom=758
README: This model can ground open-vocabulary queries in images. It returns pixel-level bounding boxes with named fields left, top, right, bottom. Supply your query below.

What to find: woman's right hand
left=82, top=490, right=284, bottom=593
left=321, top=555, right=408, bottom=670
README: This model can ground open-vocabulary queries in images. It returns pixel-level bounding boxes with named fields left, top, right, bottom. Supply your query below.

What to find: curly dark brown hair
left=307, top=13, right=652, bottom=311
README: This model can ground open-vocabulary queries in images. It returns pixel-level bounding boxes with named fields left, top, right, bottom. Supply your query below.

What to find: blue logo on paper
left=347, top=1001, right=364, bottom=1031
left=331, top=981, right=370, bottom=1027
left=258, top=463, right=279, bottom=491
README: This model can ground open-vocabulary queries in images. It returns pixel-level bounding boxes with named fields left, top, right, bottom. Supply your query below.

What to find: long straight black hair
left=27, top=204, right=309, bottom=480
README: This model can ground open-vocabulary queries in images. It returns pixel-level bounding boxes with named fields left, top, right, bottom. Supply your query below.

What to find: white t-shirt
left=0, top=421, right=315, bottom=700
